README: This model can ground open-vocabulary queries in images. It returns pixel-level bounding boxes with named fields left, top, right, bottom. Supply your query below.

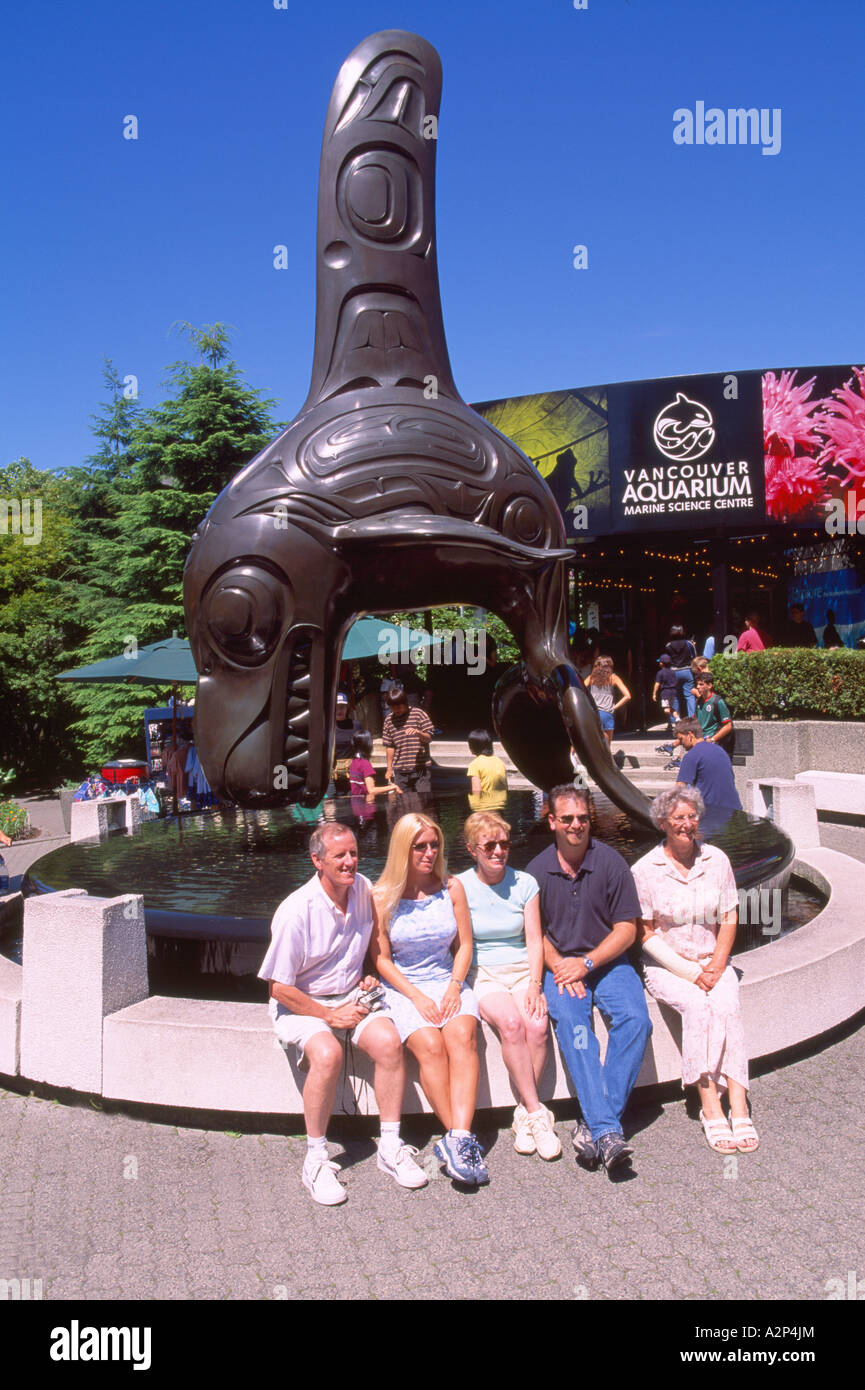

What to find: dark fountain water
left=16, top=772, right=822, bottom=1002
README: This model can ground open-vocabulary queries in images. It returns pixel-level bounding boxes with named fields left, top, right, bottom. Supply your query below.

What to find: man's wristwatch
left=582, top=956, right=595, bottom=973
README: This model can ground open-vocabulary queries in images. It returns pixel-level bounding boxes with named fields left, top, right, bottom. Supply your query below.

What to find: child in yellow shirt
left=467, top=730, right=508, bottom=797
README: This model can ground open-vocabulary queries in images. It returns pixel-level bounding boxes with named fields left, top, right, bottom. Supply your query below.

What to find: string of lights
left=576, top=546, right=781, bottom=585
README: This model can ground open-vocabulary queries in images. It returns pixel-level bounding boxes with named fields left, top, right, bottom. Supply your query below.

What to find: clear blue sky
left=2, top=0, right=863, bottom=473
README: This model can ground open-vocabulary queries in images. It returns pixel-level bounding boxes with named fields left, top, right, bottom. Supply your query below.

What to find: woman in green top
left=457, top=811, right=561, bottom=1160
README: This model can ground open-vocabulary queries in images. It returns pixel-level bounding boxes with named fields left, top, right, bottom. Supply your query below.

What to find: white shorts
left=269, top=990, right=394, bottom=1067
left=469, top=958, right=534, bottom=1002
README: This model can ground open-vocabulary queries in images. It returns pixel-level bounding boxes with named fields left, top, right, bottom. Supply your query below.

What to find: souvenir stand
left=144, top=702, right=195, bottom=779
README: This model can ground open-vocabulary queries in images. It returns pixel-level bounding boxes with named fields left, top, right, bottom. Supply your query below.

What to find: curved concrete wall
left=2, top=843, right=864, bottom=1118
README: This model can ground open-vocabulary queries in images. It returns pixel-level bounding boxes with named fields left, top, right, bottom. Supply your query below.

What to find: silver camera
left=354, top=982, right=386, bottom=1012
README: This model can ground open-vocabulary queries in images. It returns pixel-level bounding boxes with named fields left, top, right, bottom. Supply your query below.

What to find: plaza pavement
left=2, top=794, right=70, bottom=890
left=2, top=794, right=863, bottom=1303
left=2, top=1015, right=863, bottom=1302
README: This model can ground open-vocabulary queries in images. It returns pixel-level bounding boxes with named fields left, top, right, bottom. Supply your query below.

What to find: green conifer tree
left=0, top=458, right=82, bottom=782
left=65, top=326, right=279, bottom=766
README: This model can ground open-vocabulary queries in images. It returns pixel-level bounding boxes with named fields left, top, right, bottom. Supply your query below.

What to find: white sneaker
left=377, top=1140, right=428, bottom=1189
left=527, top=1106, right=562, bottom=1161
left=302, top=1157, right=347, bottom=1206
left=512, top=1103, right=536, bottom=1155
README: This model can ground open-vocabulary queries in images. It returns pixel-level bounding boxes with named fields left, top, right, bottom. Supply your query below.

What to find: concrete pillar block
left=20, top=889, right=149, bottom=1092
left=70, top=798, right=123, bottom=841
left=69, top=793, right=140, bottom=842
left=746, top=777, right=820, bottom=851
left=0, top=892, right=24, bottom=1075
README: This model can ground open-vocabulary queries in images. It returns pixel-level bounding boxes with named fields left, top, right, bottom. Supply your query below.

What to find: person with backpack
left=664, top=625, right=698, bottom=718
left=694, top=674, right=733, bottom=753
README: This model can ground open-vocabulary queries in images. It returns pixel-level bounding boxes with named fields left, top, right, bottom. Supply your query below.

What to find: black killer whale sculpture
left=183, top=29, right=653, bottom=829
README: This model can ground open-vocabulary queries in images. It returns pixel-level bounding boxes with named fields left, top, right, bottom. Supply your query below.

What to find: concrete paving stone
left=418, top=1266, right=485, bottom=1297
left=4, top=1012, right=865, bottom=1300
left=293, top=1276, right=372, bottom=1300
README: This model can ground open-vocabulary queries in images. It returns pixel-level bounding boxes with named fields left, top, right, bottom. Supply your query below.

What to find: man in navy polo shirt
left=526, top=785, right=652, bottom=1175
left=674, top=719, right=742, bottom=810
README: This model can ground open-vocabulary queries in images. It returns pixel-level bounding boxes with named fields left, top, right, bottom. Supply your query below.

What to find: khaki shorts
left=470, top=958, right=534, bottom=1002
left=269, top=990, right=393, bottom=1067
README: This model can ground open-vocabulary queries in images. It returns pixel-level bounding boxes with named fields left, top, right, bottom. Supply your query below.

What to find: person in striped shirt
left=383, top=684, right=434, bottom=794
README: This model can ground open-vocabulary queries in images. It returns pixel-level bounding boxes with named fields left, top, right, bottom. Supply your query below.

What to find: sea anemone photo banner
left=763, top=364, right=865, bottom=525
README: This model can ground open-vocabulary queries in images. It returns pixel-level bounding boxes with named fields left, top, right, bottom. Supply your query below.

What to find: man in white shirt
left=259, top=821, right=426, bottom=1205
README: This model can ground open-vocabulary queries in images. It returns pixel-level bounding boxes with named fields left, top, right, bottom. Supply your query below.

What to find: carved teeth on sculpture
left=183, top=29, right=653, bottom=828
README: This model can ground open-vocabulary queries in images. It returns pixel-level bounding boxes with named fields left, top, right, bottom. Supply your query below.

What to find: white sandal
left=699, top=1110, right=737, bottom=1154
left=730, top=1116, right=760, bottom=1152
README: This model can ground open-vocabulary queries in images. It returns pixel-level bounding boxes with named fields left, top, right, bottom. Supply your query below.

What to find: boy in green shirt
left=694, top=674, right=733, bottom=746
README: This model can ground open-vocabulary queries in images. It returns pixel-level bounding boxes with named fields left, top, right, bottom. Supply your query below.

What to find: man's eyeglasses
left=478, top=839, right=510, bottom=854
left=554, top=813, right=590, bottom=827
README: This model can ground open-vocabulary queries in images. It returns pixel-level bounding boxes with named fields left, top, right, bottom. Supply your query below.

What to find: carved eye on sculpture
left=501, top=497, right=547, bottom=548
left=337, top=150, right=422, bottom=249
left=203, top=566, right=288, bottom=666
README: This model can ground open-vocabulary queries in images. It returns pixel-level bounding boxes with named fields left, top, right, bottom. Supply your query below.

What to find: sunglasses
left=412, top=839, right=439, bottom=852
left=554, top=813, right=591, bottom=827
left=478, top=839, right=510, bottom=854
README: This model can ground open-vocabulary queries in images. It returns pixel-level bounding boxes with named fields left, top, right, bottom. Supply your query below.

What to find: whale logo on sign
left=652, top=393, right=716, bottom=462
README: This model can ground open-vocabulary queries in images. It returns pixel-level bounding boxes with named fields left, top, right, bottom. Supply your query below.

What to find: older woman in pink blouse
left=631, top=785, right=758, bottom=1155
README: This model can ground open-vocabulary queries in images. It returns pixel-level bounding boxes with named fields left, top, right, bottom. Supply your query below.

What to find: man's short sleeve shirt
left=258, top=872, right=374, bottom=996
left=525, top=839, right=641, bottom=956
left=677, top=743, right=741, bottom=809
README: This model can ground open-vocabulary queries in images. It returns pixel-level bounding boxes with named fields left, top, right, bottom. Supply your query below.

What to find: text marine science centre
left=473, top=363, right=865, bottom=658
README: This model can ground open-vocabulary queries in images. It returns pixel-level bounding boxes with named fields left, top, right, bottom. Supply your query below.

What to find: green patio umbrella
left=56, top=621, right=443, bottom=773
left=56, top=621, right=441, bottom=685
left=56, top=636, right=198, bottom=765
left=56, top=636, right=197, bottom=685
left=340, top=617, right=443, bottom=661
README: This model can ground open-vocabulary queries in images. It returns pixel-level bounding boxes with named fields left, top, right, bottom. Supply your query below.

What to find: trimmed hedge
left=708, top=649, right=865, bottom=720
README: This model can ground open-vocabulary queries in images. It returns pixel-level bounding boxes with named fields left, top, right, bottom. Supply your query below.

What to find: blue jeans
left=675, top=667, right=695, bottom=718
left=544, top=959, right=652, bottom=1141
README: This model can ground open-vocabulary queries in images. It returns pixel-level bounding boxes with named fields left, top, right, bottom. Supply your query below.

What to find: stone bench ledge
left=795, top=770, right=865, bottom=816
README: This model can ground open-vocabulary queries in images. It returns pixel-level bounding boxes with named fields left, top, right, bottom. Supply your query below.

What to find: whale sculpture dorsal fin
left=304, top=31, right=458, bottom=410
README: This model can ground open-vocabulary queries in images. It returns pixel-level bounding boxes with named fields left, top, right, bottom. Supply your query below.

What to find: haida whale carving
left=184, top=29, right=653, bottom=828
